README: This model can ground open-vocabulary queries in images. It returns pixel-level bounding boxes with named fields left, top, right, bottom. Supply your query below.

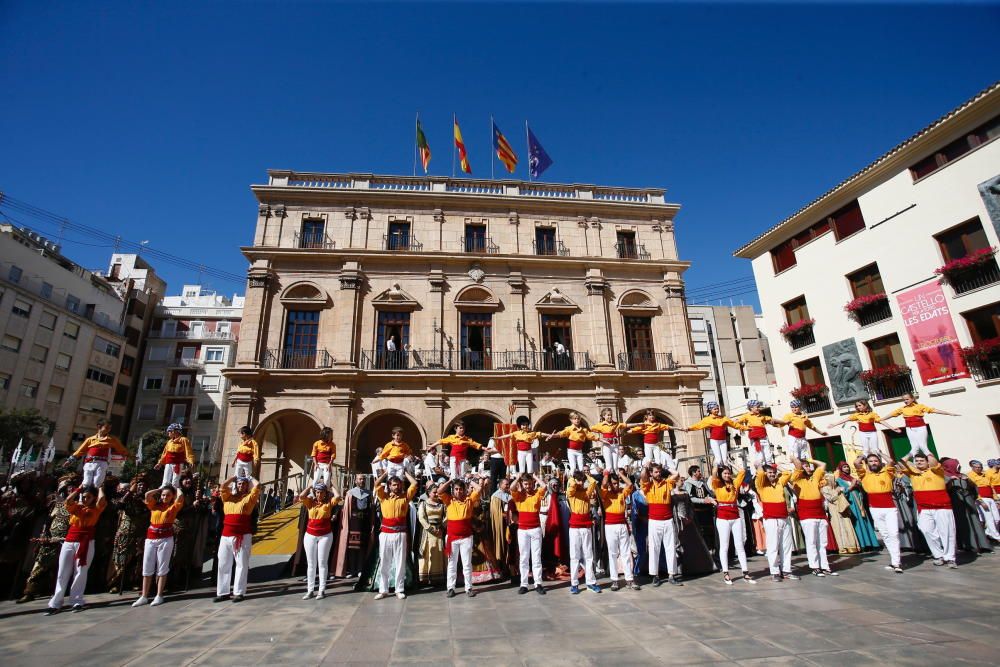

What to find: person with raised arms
left=640, top=462, right=682, bottom=587
left=854, top=453, right=904, bottom=573
left=373, top=468, right=418, bottom=599
left=438, top=475, right=486, bottom=598
left=711, top=463, right=755, bottom=585
left=510, top=471, right=548, bottom=595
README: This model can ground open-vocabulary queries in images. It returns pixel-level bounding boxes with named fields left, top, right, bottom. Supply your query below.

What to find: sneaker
left=396, top=592, right=406, bottom=600
left=742, top=572, right=756, bottom=584
left=893, top=566, right=904, bottom=574
left=570, top=585, right=580, bottom=595
left=446, top=589, right=456, bottom=598
left=466, top=589, right=476, bottom=598
left=947, top=561, right=958, bottom=569
left=771, top=574, right=783, bottom=582
left=668, top=576, right=683, bottom=586
left=628, top=581, right=641, bottom=591
left=535, top=585, right=546, bottom=595
left=587, top=584, right=601, bottom=593
left=610, top=580, right=620, bottom=592
left=150, top=596, right=165, bottom=607
left=783, top=573, right=800, bottom=581
left=652, top=576, right=663, bottom=587
left=932, top=558, right=945, bottom=566
left=213, top=595, right=228, bottom=603
left=884, top=565, right=895, bottom=571
left=812, top=569, right=825, bottom=577
left=132, top=596, right=149, bottom=607
left=316, top=592, right=325, bottom=600
left=302, top=592, right=314, bottom=600
left=232, top=595, right=245, bottom=603
left=374, top=592, right=387, bottom=600
left=518, top=586, right=528, bottom=595
left=44, top=606, right=59, bottom=616
left=822, top=570, right=839, bottom=577
left=71, top=604, right=86, bottom=613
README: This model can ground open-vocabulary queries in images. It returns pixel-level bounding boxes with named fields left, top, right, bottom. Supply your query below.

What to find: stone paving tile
left=703, top=637, right=790, bottom=661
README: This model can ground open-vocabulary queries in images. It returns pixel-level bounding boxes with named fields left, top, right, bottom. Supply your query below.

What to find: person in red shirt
left=310, top=427, right=337, bottom=487
left=46, top=483, right=106, bottom=614
left=133, top=484, right=185, bottom=607
left=439, top=476, right=487, bottom=597
left=65, top=419, right=131, bottom=489
left=298, top=481, right=341, bottom=599
left=232, top=426, right=260, bottom=480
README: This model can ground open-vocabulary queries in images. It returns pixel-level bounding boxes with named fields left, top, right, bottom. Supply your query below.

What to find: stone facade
left=222, top=173, right=705, bottom=481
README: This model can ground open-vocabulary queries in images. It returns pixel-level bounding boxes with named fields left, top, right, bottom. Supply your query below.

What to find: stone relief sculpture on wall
left=822, top=338, right=868, bottom=407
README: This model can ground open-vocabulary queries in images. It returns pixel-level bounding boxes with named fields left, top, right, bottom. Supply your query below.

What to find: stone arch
left=443, top=409, right=503, bottom=466
left=621, top=407, right=678, bottom=455
left=454, top=284, right=501, bottom=311
left=351, top=409, right=427, bottom=471
left=534, top=407, right=594, bottom=460
left=616, top=288, right=659, bottom=314
left=279, top=280, right=330, bottom=306
left=251, top=408, right=324, bottom=484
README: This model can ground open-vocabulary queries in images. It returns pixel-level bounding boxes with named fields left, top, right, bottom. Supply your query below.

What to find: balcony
left=801, top=393, right=832, bottom=413
left=533, top=239, right=570, bottom=257
left=359, top=349, right=593, bottom=371
left=167, top=358, right=204, bottom=370
left=264, top=348, right=334, bottom=369
left=950, top=259, right=1000, bottom=295
left=853, top=300, right=892, bottom=327
left=162, top=385, right=196, bottom=397
left=614, top=242, right=651, bottom=260
left=148, top=329, right=235, bottom=340
left=967, top=353, right=1000, bottom=383
left=616, top=351, right=678, bottom=371
left=383, top=234, right=423, bottom=252
left=786, top=328, right=815, bottom=350
left=864, top=370, right=916, bottom=402
left=462, top=236, right=500, bottom=254
left=295, top=231, right=336, bottom=249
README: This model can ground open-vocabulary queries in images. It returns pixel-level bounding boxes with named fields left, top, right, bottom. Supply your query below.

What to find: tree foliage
left=0, top=408, right=54, bottom=454
left=120, top=428, right=168, bottom=481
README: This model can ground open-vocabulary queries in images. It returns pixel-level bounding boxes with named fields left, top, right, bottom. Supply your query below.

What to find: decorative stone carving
left=358, top=207, right=372, bottom=221
left=577, top=216, right=588, bottom=228
left=507, top=270, right=526, bottom=295
left=273, top=204, right=286, bottom=218
left=978, top=175, right=1000, bottom=238
left=589, top=217, right=602, bottom=229
left=585, top=275, right=607, bottom=296
left=433, top=208, right=445, bottom=224
left=247, top=273, right=270, bottom=289
left=344, top=206, right=357, bottom=220
left=371, top=283, right=419, bottom=311
left=508, top=211, right=519, bottom=225
left=468, top=264, right=485, bottom=283
left=258, top=204, right=271, bottom=217
left=535, top=287, right=580, bottom=313
left=822, top=339, right=869, bottom=407
left=427, top=268, right=446, bottom=293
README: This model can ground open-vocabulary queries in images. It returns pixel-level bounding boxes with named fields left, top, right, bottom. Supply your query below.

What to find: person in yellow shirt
left=780, top=400, right=828, bottom=460
left=548, top=412, right=601, bottom=474
left=439, top=475, right=486, bottom=597
left=45, top=483, right=107, bottom=614
left=882, top=392, right=959, bottom=458
left=510, top=471, right=548, bottom=594
left=854, top=453, right=903, bottom=573
left=991, top=459, right=1000, bottom=496
left=590, top=408, right=639, bottom=473
left=899, top=452, right=956, bottom=567
left=431, top=420, right=493, bottom=479
left=133, top=484, right=185, bottom=607
left=640, top=462, right=682, bottom=586
left=829, top=400, right=900, bottom=457
left=373, top=469, right=418, bottom=600
left=754, top=462, right=796, bottom=581
left=156, top=423, right=194, bottom=488
left=682, top=402, right=746, bottom=468
left=375, top=427, right=414, bottom=479
left=600, top=469, right=639, bottom=591
left=494, top=416, right=550, bottom=474
left=735, top=400, right=778, bottom=467
left=564, top=470, right=600, bottom=594
left=309, top=427, right=337, bottom=487
left=215, top=474, right=261, bottom=602
left=232, top=426, right=260, bottom=480
left=790, top=456, right=837, bottom=577
left=298, top=481, right=342, bottom=599
left=711, top=464, right=754, bottom=585
left=629, top=409, right=675, bottom=469
left=968, top=460, right=1000, bottom=542
left=66, top=418, right=131, bottom=489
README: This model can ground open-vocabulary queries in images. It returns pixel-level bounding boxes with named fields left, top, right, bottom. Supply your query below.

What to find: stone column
left=336, top=262, right=364, bottom=368
left=662, top=271, right=694, bottom=368
left=328, top=391, right=355, bottom=468
left=585, top=269, right=614, bottom=368
left=238, top=262, right=275, bottom=368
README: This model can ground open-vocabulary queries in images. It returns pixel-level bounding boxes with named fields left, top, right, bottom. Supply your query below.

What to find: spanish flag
left=416, top=117, right=431, bottom=173
left=492, top=120, right=518, bottom=173
left=454, top=115, right=471, bottom=174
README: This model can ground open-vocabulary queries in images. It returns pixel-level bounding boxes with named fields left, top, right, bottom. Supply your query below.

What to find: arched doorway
left=534, top=409, right=591, bottom=461
left=444, top=411, right=501, bottom=469
left=353, top=410, right=425, bottom=472
left=252, top=409, right=323, bottom=484
left=622, top=409, right=677, bottom=459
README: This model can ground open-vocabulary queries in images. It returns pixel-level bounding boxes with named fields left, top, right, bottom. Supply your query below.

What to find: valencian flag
left=527, top=125, right=553, bottom=180
left=453, top=115, right=471, bottom=174
left=416, top=117, right=431, bottom=173
left=492, top=120, right=518, bottom=173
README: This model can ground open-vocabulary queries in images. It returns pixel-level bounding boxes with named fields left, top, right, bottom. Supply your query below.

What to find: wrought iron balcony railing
left=383, top=234, right=423, bottom=252
left=864, top=371, right=916, bottom=402
left=616, top=351, right=678, bottom=371
left=951, top=259, right=1000, bottom=295
left=788, top=328, right=816, bottom=350
left=263, top=348, right=333, bottom=369
left=462, top=236, right=500, bottom=254
left=854, top=300, right=893, bottom=327
left=614, top=242, right=651, bottom=260
left=532, top=239, right=570, bottom=256
left=359, top=349, right=593, bottom=372
left=295, top=231, right=336, bottom=249
left=966, top=353, right=1000, bottom=383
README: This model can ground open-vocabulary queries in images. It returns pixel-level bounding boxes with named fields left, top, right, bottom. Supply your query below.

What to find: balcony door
left=376, top=311, right=410, bottom=369
left=541, top=314, right=573, bottom=369
left=616, top=231, right=637, bottom=259
left=535, top=227, right=556, bottom=255
left=388, top=221, right=410, bottom=250
left=624, top=316, right=654, bottom=370
left=284, top=310, right=319, bottom=368
left=174, top=373, right=193, bottom=395
left=465, top=224, right=487, bottom=253
left=460, top=312, right=492, bottom=370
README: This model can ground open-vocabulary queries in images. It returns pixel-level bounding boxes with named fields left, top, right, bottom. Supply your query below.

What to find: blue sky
left=1, top=2, right=998, bottom=308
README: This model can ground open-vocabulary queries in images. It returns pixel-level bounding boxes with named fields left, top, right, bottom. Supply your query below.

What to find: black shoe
left=44, top=607, right=59, bottom=616
left=71, top=604, right=86, bottom=613
left=610, top=580, right=620, bottom=592
left=446, top=589, right=456, bottom=598
left=652, top=576, right=662, bottom=587
left=669, top=576, right=683, bottom=586
left=628, top=581, right=642, bottom=591
left=232, top=595, right=245, bottom=603
left=518, top=586, right=528, bottom=595
left=213, top=595, right=228, bottom=603
left=535, top=586, right=546, bottom=595
left=466, top=589, right=476, bottom=598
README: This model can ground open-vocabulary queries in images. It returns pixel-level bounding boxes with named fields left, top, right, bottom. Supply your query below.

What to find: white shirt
left=386, top=339, right=397, bottom=352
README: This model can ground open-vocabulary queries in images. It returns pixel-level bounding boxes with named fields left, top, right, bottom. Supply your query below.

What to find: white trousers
left=749, top=439, right=773, bottom=467
left=517, top=526, right=543, bottom=587
left=48, top=541, right=90, bottom=608
left=602, top=446, right=619, bottom=472
left=917, top=508, right=956, bottom=562
left=162, top=463, right=183, bottom=488
left=642, top=444, right=667, bottom=467
left=785, top=436, right=809, bottom=460
left=216, top=534, right=252, bottom=596
left=605, top=523, right=634, bottom=581
left=800, top=518, right=830, bottom=570
left=647, top=518, right=678, bottom=577
left=386, top=461, right=405, bottom=479
left=870, top=506, right=901, bottom=567
left=906, top=426, right=931, bottom=458
left=517, top=450, right=535, bottom=474
left=858, top=431, right=881, bottom=456
left=142, top=536, right=174, bottom=577
left=764, top=517, right=794, bottom=574
left=567, top=449, right=585, bottom=473
left=448, top=457, right=469, bottom=479
left=303, top=532, right=333, bottom=594
left=371, top=459, right=387, bottom=476
left=313, top=462, right=331, bottom=486
left=568, top=527, right=596, bottom=586
left=446, top=535, right=473, bottom=591
left=709, top=439, right=728, bottom=466
left=377, top=531, right=407, bottom=594
left=716, top=517, right=747, bottom=573
left=234, top=460, right=254, bottom=480
left=980, top=497, right=1000, bottom=540
left=81, top=460, right=108, bottom=488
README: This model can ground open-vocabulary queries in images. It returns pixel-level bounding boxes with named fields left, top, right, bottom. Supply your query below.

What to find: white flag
left=136, top=437, right=143, bottom=465
left=12, top=438, right=23, bottom=466
left=22, top=445, right=34, bottom=471
left=44, top=438, right=56, bottom=464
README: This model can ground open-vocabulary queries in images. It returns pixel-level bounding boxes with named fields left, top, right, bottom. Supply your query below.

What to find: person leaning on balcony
left=232, top=426, right=260, bottom=480
left=828, top=400, right=901, bottom=457
left=156, top=424, right=194, bottom=488
left=65, top=419, right=131, bottom=489
left=681, top=403, right=747, bottom=468
left=778, top=400, right=828, bottom=461
left=881, top=393, right=959, bottom=458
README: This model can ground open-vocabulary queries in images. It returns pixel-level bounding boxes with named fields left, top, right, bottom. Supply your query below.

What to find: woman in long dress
left=821, top=473, right=860, bottom=554
left=941, top=458, right=993, bottom=554
left=417, top=483, right=445, bottom=586
left=834, top=463, right=880, bottom=550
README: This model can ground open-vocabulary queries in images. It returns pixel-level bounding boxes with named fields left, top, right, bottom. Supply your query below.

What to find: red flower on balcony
left=779, top=318, right=815, bottom=337
left=844, top=292, right=888, bottom=319
left=959, top=337, right=1000, bottom=361
left=859, top=364, right=910, bottom=382
left=934, top=246, right=997, bottom=286
left=790, top=383, right=828, bottom=399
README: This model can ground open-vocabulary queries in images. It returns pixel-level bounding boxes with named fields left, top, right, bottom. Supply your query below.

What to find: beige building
left=0, top=224, right=128, bottom=452
left=222, top=171, right=706, bottom=481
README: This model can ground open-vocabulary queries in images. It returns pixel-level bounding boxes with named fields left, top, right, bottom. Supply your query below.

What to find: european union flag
left=527, top=125, right=553, bottom=180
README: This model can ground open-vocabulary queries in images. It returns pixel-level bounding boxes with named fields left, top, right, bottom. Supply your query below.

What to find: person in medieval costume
left=170, top=473, right=208, bottom=591
left=0, top=471, right=43, bottom=600
left=18, top=475, right=74, bottom=603
left=821, top=472, right=861, bottom=555
left=335, top=474, right=373, bottom=579
left=416, top=482, right=446, bottom=586
left=107, top=476, right=151, bottom=594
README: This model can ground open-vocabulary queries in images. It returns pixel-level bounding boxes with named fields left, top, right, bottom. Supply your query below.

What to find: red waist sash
left=236, top=451, right=254, bottom=462
left=797, top=498, right=826, bottom=520
left=518, top=511, right=540, bottom=529
left=65, top=526, right=96, bottom=565
left=904, top=417, right=927, bottom=428
left=788, top=428, right=806, bottom=438
left=569, top=512, right=592, bottom=528
left=716, top=501, right=739, bottom=520
left=604, top=511, right=626, bottom=525
left=976, top=486, right=993, bottom=499
left=314, top=450, right=331, bottom=464
left=748, top=426, right=767, bottom=439
left=306, top=518, right=332, bottom=536
left=914, top=489, right=951, bottom=511
left=223, top=515, right=253, bottom=552
left=859, top=422, right=876, bottom=433
left=380, top=515, right=407, bottom=533
left=146, top=523, right=175, bottom=540
left=866, top=491, right=895, bottom=508
left=85, top=446, right=109, bottom=462
left=709, top=426, right=727, bottom=440
left=445, top=517, right=473, bottom=557
left=162, top=450, right=186, bottom=464
left=648, top=503, right=673, bottom=521
left=763, top=501, right=788, bottom=519
left=643, top=433, right=659, bottom=444
left=515, top=440, right=532, bottom=452
left=387, top=455, right=405, bottom=464
left=450, top=444, right=469, bottom=461
left=567, top=439, right=586, bottom=451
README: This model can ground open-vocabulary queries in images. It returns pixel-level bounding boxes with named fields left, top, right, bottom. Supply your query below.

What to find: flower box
left=859, top=364, right=911, bottom=382
left=960, top=337, right=1000, bottom=362
left=779, top=318, right=815, bottom=337
left=844, top=293, right=887, bottom=316
left=934, top=246, right=997, bottom=286
left=790, top=383, right=828, bottom=399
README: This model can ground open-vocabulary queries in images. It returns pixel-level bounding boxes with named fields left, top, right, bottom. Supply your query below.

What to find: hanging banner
left=896, top=282, right=970, bottom=385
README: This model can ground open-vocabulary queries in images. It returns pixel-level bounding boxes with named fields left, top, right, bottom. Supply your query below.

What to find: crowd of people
left=1, top=394, right=999, bottom=615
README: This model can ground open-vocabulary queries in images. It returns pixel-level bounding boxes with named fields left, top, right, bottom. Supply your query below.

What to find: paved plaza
left=2, top=551, right=998, bottom=666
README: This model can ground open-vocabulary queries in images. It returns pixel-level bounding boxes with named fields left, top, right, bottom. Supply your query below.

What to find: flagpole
left=525, top=120, right=531, bottom=182
left=490, top=115, right=495, bottom=180
left=413, top=113, right=418, bottom=177
left=452, top=113, right=457, bottom=178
